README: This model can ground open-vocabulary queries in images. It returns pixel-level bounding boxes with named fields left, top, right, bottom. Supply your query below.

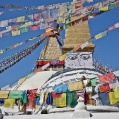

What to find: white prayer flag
left=81, top=41, right=89, bottom=49
left=0, top=12, right=3, bottom=15
left=0, top=20, right=8, bottom=27
left=114, top=23, right=119, bottom=28
left=42, top=63, right=50, bottom=70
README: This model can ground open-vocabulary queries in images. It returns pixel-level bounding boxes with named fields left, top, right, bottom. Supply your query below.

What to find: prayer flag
left=109, top=92, right=119, bottom=105
left=108, top=3, right=116, bottom=10
left=16, top=16, right=25, bottom=22
left=114, top=87, right=119, bottom=98
left=11, top=24, right=18, bottom=30
left=12, top=29, right=20, bottom=36
left=114, top=23, right=119, bottom=28
left=52, top=92, right=62, bottom=98
left=25, top=21, right=32, bottom=27
left=95, top=33, right=103, bottom=40
left=65, top=23, right=71, bottom=29
left=4, top=99, right=15, bottom=108
left=30, top=25, right=39, bottom=30
left=102, top=30, right=108, bottom=37
left=0, top=50, right=3, bottom=54
left=73, top=45, right=81, bottom=52
left=81, top=41, right=89, bottom=49
left=20, top=27, right=28, bottom=33
left=108, top=25, right=116, bottom=31
left=100, top=6, right=108, bottom=11
left=0, top=20, right=8, bottom=27
left=27, top=14, right=33, bottom=20
left=98, top=72, right=115, bottom=82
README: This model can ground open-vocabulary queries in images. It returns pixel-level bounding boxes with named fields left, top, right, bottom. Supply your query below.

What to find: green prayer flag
left=9, top=90, right=23, bottom=99
left=65, top=23, right=71, bottom=29
left=90, top=78, right=97, bottom=86
left=22, top=92, right=28, bottom=104
left=66, top=91, right=78, bottom=107
left=108, top=3, right=116, bottom=10
left=27, top=14, right=33, bottom=20
left=20, top=27, right=28, bottom=33
left=102, top=30, right=108, bottom=37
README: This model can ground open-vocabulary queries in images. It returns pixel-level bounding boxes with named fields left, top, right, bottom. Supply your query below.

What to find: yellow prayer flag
left=4, top=99, right=15, bottom=108
left=44, top=92, right=49, bottom=103
left=18, top=77, right=26, bottom=84
left=0, top=90, right=9, bottom=99
left=53, top=98, right=56, bottom=106
left=109, top=92, right=119, bottom=105
left=59, top=54, right=66, bottom=61
left=0, top=50, right=3, bottom=54
left=114, top=87, right=119, bottom=98
left=95, top=33, right=103, bottom=40
left=12, top=30, right=20, bottom=36
left=68, top=81, right=84, bottom=91
left=55, top=93, right=66, bottom=107
left=100, top=6, right=108, bottom=11
left=25, top=21, right=32, bottom=27
left=16, top=16, right=25, bottom=22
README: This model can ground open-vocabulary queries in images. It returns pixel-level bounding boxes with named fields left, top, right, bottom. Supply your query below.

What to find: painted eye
left=80, top=54, right=90, bottom=60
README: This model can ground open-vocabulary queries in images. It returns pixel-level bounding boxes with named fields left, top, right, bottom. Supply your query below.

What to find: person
left=81, top=76, right=89, bottom=105
left=0, top=109, right=3, bottom=119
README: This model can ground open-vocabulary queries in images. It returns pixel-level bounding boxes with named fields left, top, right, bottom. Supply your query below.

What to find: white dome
left=15, top=71, right=57, bottom=90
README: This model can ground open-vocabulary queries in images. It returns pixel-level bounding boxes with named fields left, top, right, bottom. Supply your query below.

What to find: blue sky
left=0, top=0, right=119, bottom=88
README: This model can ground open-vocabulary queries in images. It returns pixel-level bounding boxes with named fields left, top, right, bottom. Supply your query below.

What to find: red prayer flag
left=73, top=45, right=81, bottom=52
left=108, top=25, right=116, bottom=31
left=99, top=83, right=111, bottom=92
left=11, top=24, right=18, bottom=30
left=107, top=72, right=115, bottom=81
left=116, top=2, right=119, bottom=6
left=26, top=94, right=36, bottom=109
left=30, top=25, right=39, bottom=30
left=98, top=72, right=115, bottom=82
left=52, top=92, right=62, bottom=98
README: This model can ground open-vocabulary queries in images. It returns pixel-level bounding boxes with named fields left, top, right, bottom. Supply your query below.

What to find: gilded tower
left=36, top=37, right=64, bottom=71
left=62, top=0, right=95, bottom=53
